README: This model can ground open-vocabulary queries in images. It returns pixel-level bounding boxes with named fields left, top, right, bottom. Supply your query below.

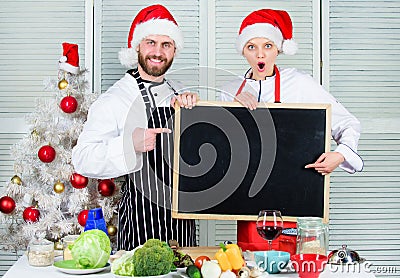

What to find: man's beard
left=138, top=52, right=174, bottom=77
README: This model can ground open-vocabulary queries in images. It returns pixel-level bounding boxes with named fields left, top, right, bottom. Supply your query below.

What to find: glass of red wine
left=256, top=210, right=284, bottom=250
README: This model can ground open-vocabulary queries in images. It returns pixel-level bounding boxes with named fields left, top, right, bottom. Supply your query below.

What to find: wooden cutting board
left=179, top=246, right=220, bottom=260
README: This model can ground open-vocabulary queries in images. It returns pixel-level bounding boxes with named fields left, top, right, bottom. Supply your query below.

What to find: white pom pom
left=59, top=56, right=67, bottom=63
left=118, top=48, right=138, bottom=68
left=282, top=39, right=298, bottom=55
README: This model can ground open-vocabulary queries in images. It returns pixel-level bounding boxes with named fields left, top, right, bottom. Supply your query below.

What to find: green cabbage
left=111, top=250, right=136, bottom=276
left=70, top=229, right=111, bottom=269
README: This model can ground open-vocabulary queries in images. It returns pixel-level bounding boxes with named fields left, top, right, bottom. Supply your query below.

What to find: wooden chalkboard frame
left=172, top=101, right=331, bottom=223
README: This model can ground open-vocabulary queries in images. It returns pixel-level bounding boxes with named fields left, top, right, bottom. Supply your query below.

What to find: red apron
left=235, top=64, right=281, bottom=103
left=235, top=65, right=297, bottom=255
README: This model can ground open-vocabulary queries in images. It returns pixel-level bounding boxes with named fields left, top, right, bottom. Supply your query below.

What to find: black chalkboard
left=172, top=101, right=331, bottom=222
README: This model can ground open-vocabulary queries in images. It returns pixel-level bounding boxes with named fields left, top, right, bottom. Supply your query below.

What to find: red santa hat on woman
left=236, top=9, right=298, bottom=55
left=59, top=42, right=80, bottom=74
left=119, top=4, right=183, bottom=68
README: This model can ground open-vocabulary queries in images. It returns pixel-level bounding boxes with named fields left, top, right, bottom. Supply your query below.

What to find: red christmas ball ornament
left=77, top=209, right=89, bottom=226
left=70, top=173, right=88, bottom=189
left=60, top=95, right=78, bottom=113
left=98, top=179, right=116, bottom=197
left=23, top=206, right=40, bottom=223
left=38, top=145, right=56, bottom=163
left=0, top=196, right=16, bottom=214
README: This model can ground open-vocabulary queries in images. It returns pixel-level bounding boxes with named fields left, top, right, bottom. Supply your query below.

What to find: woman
left=220, top=8, right=364, bottom=252
left=220, top=8, right=363, bottom=175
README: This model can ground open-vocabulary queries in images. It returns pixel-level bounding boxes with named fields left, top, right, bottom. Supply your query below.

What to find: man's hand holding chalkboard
left=133, top=128, right=172, bottom=152
left=305, top=152, right=345, bottom=175
left=171, top=92, right=198, bottom=109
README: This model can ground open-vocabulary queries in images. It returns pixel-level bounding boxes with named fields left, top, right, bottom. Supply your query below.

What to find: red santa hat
left=118, top=4, right=183, bottom=68
left=236, top=9, right=298, bottom=55
left=59, top=42, right=80, bottom=74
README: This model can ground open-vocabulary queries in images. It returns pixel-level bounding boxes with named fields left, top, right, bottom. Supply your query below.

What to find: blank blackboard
left=172, top=101, right=331, bottom=222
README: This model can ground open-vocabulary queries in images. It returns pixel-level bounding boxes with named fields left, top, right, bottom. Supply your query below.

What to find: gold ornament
left=54, top=181, right=65, bottom=194
left=54, top=239, right=64, bottom=250
left=58, top=79, right=68, bottom=90
left=107, top=225, right=117, bottom=236
left=11, top=175, right=22, bottom=185
left=31, top=129, right=39, bottom=137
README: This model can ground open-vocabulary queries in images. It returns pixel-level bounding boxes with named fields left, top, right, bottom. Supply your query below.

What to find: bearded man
left=72, top=4, right=197, bottom=250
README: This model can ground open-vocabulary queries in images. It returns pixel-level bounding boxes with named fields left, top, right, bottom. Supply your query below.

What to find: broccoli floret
left=143, top=238, right=169, bottom=249
left=133, top=240, right=174, bottom=276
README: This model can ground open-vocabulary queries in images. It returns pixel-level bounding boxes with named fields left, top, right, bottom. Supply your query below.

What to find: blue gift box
left=84, top=208, right=108, bottom=235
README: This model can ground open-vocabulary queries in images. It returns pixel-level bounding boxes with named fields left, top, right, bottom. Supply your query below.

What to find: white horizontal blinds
left=329, top=1, right=400, bottom=119
left=0, top=1, right=85, bottom=276
left=100, top=1, right=200, bottom=94
left=0, top=1, right=86, bottom=117
left=198, top=220, right=237, bottom=246
left=329, top=134, right=400, bottom=276
left=214, top=0, right=316, bottom=97
left=214, top=220, right=237, bottom=245
left=328, top=1, right=400, bottom=276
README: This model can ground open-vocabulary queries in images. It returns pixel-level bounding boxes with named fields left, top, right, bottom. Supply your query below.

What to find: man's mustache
left=147, top=55, right=166, bottom=62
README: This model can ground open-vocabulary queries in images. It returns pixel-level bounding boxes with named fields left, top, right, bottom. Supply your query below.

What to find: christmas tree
left=0, top=42, right=120, bottom=251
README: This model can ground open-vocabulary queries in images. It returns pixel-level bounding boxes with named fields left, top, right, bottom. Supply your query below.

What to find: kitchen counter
left=3, top=255, right=376, bottom=278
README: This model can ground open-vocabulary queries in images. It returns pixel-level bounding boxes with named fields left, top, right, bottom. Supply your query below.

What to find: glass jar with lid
left=296, top=217, right=329, bottom=255
left=27, top=238, right=54, bottom=266
left=62, top=234, right=79, bottom=261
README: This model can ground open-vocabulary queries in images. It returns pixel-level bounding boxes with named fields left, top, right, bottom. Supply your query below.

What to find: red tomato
left=194, top=255, right=211, bottom=269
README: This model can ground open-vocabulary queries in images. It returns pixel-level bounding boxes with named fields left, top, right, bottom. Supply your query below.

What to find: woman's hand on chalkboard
left=171, top=92, right=199, bottom=109
left=234, top=91, right=258, bottom=110
left=305, top=152, right=345, bottom=175
left=132, top=127, right=172, bottom=152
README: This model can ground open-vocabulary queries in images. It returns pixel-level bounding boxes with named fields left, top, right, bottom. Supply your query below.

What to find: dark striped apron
left=117, top=69, right=196, bottom=250
left=237, top=65, right=281, bottom=103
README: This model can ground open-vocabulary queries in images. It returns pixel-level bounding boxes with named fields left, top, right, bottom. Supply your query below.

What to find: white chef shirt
left=71, top=73, right=179, bottom=179
left=220, top=67, right=363, bottom=173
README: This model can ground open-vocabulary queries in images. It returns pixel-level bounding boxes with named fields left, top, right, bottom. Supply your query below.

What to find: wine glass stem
left=268, top=240, right=272, bottom=250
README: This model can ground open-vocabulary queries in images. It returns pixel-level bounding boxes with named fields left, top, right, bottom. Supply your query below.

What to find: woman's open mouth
left=257, top=62, right=265, bottom=71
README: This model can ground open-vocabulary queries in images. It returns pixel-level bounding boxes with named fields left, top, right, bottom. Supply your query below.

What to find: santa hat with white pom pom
left=236, top=9, right=298, bottom=55
left=58, top=42, right=80, bottom=74
left=118, top=4, right=183, bottom=68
